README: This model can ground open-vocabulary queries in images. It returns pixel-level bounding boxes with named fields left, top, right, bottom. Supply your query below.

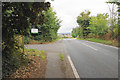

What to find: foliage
left=25, top=49, right=46, bottom=59
left=72, top=1, right=119, bottom=46
left=2, top=2, right=50, bottom=77
left=72, top=10, right=91, bottom=38
left=106, top=0, right=120, bottom=4
left=60, top=53, right=64, bottom=61
left=27, top=7, right=61, bottom=42
left=113, top=24, right=119, bottom=39
left=76, top=10, right=91, bottom=38
left=106, top=0, right=119, bottom=42
left=24, top=36, right=32, bottom=44
left=87, top=13, right=109, bottom=38
left=40, top=7, right=61, bottom=42
left=106, top=0, right=119, bottom=39
left=72, top=26, right=82, bottom=38
left=72, top=28, right=78, bottom=38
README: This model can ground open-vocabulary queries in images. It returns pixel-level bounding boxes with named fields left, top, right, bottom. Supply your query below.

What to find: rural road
left=25, top=38, right=118, bottom=78
left=25, top=40, right=75, bottom=78
left=63, top=38, right=118, bottom=78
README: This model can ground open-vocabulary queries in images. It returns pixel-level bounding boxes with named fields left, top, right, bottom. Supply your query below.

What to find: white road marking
left=63, top=38, right=76, bottom=40
left=67, top=55, right=80, bottom=79
left=86, top=41, right=118, bottom=49
left=81, top=43, right=98, bottom=51
left=78, top=39, right=118, bottom=49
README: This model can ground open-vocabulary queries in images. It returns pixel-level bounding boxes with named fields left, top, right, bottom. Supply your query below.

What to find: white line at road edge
left=79, top=39, right=118, bottom=49
left=67, top=55, right=80, bottom=79
left=81, top=43, right=98, bottom=51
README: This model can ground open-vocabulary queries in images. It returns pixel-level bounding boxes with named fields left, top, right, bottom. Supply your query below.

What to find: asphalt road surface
left=63, top=38, right=118, bottom=78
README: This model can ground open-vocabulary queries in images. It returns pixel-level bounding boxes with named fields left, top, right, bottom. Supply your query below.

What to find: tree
left=106, top=0, right=119, bottom=4
left=106, top=0, right=119, bottom=39
left=31, top=7, right=61, bottom=42
left=72, top=26, right=83, bottom=38
left=77, top=10, right=91, bottom=38
left=2, top=2, right=50, bottom=54
left=87, top=13, right=109, bottom=38
left=2, top=2, right=50, bottom=77
left=41, top=7, right=61, bottom=41
left=72, top=28, right=77, bottom=38
left=72, top=27, right=77, bottom=38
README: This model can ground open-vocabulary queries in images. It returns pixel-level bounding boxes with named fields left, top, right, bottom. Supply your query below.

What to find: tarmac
left=25, top=39, right=75, bottom=78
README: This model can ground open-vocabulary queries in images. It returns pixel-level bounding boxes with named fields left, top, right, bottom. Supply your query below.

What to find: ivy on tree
left=2, top=2, right=50, bottom=77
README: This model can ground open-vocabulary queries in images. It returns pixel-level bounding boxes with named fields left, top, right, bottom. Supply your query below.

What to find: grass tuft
left=60, top=53, right=64, bottom=61
left=41, top=50, right=45, bottom=54
left=25, top=49, right=46, bottom=59
left=41, top=55, right=45, bottom=59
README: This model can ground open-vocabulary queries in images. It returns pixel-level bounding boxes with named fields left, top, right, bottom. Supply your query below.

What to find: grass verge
left=25, top=49, right=46, bottom=60
left=78, top=38, right=119, bottom=47
left=5, top=49, right=47, bottom=78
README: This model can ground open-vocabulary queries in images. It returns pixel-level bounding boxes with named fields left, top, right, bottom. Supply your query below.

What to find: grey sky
left=46, top=0, right=116, bottom=33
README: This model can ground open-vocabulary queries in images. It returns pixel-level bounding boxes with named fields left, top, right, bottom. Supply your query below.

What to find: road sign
left=31, top=28, right=38, bottom=34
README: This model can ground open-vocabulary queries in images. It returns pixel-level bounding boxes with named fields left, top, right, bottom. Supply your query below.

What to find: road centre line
left=81, top=43, right=98, bottom=51
left=67, top=55, right=80, bottom=79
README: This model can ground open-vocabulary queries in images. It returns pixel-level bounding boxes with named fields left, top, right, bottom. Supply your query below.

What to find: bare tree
left=106, top=0, right=118, bottom=39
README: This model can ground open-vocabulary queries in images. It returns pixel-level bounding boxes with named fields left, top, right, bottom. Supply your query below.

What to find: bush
left=2, top=35, right=27, bottom=77
left=88, top=33, right=96, bottom=38
left=24, top=36, right=31, bottom=44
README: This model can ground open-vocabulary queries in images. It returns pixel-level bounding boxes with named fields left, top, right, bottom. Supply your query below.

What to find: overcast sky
left=46, top=0, right=115, bottom=33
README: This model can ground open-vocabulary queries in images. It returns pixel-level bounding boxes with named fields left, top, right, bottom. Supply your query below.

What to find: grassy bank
left=78, top=38, right=119, bottom=47
left=24, top=49, right=46, bottom=59
left=4, top=49, right=47, bottom=78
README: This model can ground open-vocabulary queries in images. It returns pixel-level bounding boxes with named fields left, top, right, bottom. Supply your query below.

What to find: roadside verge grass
left=60, top=53, right=64, bottom=61
left=25, top=49, right=46, bottom=60
left=7, top=49, right=47, bottom=78
left=78, top=38, right=119, bottom=47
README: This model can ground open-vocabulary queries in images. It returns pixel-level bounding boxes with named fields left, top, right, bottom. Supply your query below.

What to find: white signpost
left=31, top=28, right=38, bottom=34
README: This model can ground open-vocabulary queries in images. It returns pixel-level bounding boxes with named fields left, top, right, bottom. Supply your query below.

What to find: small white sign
left=31, top=28, right=38, bottom=34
